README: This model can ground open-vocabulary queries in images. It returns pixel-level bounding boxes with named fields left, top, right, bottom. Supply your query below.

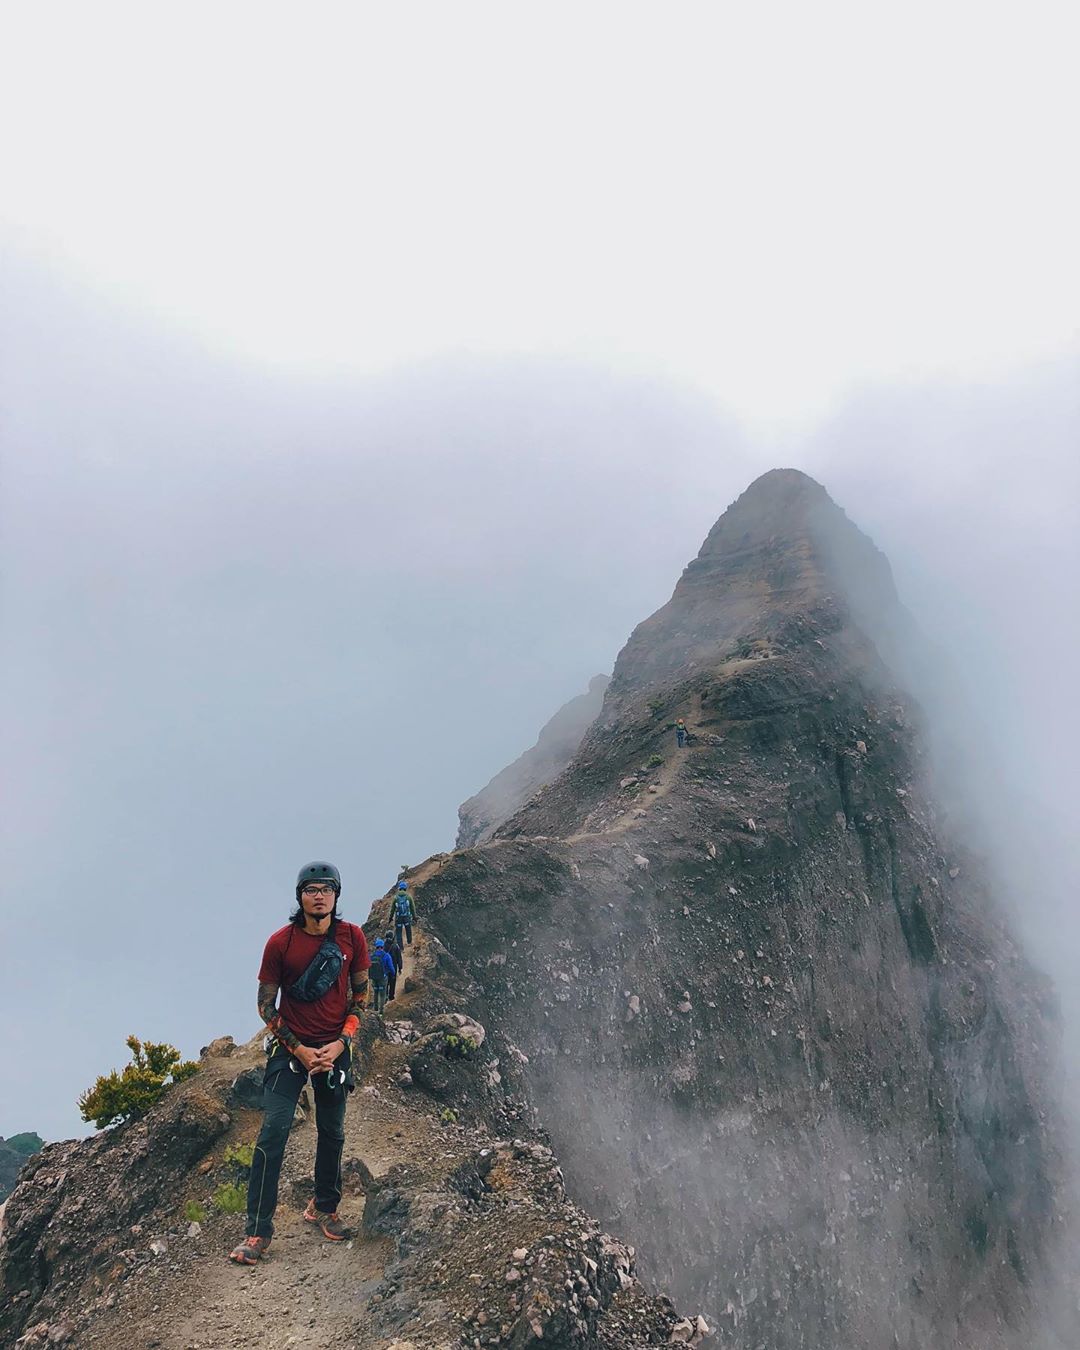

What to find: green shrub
left=647, top=754, right=664, bottom=768
left=223, top=1142, right=255, bottom=1178
left=78, top=1036, right=201, bottom=1130
left=212, top=1182, right=247, bottom=1214
left=444, top=1033, right=478, bottom=1060
left=183, top=1200, right=207, bottom=1224
left=439, top=1107, right=458, bottom=1125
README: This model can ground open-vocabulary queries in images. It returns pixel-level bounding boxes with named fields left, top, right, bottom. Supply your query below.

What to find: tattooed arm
left=340, top=969, right=369, bottom=1054
left=257, top=981, right=301, bottom=1053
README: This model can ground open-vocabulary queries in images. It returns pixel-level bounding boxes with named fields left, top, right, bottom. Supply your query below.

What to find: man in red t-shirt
left=229, top=861, right=369, bottom=1265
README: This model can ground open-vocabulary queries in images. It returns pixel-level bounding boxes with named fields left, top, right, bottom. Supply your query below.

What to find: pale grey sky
left=1, top=5, right=1077, bottom=1140
left=2, top=2, right=1078, bottom=430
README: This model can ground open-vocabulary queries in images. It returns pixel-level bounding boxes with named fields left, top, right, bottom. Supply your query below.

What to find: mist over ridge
left=1, top=259, right=1077, bottom=1151
left=424, top=464, right=1072, bottom=1345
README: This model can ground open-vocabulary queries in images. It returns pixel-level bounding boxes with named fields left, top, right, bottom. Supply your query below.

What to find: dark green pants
left=245, top=1048, right=349, bottom=1239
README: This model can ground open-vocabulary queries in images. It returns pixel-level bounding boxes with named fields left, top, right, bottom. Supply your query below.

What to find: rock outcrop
left=424, top=470, right=1068, bottom=1348
left=0, top=961, right=695, bottom=1348
left=457, top=675, right=610, bottom=847
left=0, top=1079, right=232, bottom=1344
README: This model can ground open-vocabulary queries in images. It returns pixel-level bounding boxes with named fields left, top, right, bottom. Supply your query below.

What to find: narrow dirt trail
left=566, top=692, right=705, bottom=844
left=86, top=940, right=438, bottom=1350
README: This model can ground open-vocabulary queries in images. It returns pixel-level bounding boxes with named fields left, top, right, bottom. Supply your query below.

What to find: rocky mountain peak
left=428, top=471, right=1069, bottom=1346
left=700, top=465, right=839, bottom=544
left=604, top=468, right=899, bottom=701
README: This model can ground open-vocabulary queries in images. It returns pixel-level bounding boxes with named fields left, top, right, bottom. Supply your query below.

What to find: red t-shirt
left=258, top=921, right=370, bottom=1045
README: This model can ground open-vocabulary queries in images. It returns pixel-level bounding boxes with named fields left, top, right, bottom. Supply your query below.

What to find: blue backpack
left=369, top=945, right=389, bottom=985
left=395, top=893, right=411, bottom=921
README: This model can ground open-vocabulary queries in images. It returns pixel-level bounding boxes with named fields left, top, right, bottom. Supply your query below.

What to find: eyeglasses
left=301, top=884, right=336, bottom=897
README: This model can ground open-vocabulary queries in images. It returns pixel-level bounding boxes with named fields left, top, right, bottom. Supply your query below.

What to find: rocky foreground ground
left=1, top=930, right=707, bottom=1349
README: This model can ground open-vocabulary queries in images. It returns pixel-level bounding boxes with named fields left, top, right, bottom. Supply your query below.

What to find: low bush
left=183, top=1200, right=207, bottom=1224
left=78, top=1036, right=200, bottom=1130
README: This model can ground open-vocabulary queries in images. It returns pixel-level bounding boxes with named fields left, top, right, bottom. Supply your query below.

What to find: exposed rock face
left=457, top=674, right=610, bottom=847
left=430, top=470, right=1066, bottom=1348
left=0, top=1084, right=231, bottom=1343
left=0, top=982, right=694, bottom=1348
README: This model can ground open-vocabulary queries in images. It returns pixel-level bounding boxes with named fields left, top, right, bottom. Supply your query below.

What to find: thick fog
left=0, top=260, right=751, bottom=1139
left=2, top=258, right=1077, bottom=1142
left=802, top=371, right=1080, bottom=1056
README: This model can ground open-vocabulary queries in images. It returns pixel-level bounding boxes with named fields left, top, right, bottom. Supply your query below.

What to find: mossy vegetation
left=212, top=1182, right=247, bottom=1214
left=223, top=1141, right=255, bottom=1177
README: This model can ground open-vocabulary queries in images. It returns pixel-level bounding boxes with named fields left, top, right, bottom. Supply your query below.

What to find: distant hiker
left=383, top=929, right=403, bottom=1000
left=394, top=881, right=416, bottom=946
left=676, top=718, right=687, bottom=748
left=369, top=938, right=395, bottom=1012
left=229, top=861, right=370, bottom=1266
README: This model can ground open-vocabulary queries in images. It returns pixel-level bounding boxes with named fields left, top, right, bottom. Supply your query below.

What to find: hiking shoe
left=229, top=1235, right=270, bottom=1264
left=303, top=1199, right=350, bottom=1240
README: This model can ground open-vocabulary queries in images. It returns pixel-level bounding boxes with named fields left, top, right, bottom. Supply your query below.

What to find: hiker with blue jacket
left=393, top=881, right=416, bottom=946
left=229, top=861, right=369, bottom=1265
left=368, top=938, right=396, bottom=1013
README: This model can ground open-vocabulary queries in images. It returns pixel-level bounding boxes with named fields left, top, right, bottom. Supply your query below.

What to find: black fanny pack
left=287, top=922, right=345, bottom=1002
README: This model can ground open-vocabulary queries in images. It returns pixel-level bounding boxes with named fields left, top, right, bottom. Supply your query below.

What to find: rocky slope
left=0, top=934, right=702, bottom=1349
left=2, top=468, right=1070, bottom=1349
left=457, top=676, right=610, bottom=848
left=420, top=470, right=1071, bottom=1348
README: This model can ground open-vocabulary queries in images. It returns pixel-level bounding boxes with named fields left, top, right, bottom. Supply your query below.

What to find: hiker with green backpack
left=393, top=881, right=416, bottom=946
